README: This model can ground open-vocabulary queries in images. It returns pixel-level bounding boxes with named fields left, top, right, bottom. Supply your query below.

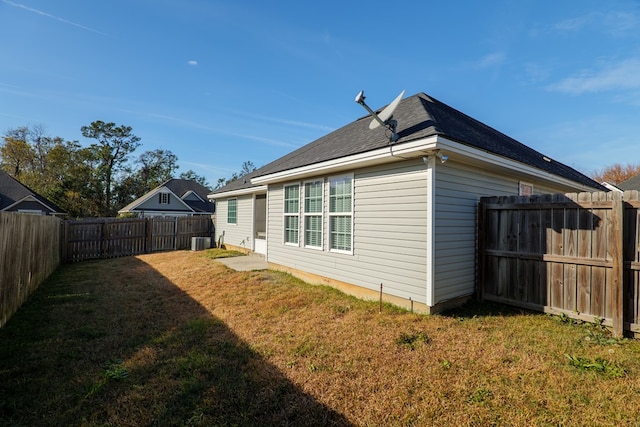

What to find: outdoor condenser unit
left=191, top=237, right=211, bottom=251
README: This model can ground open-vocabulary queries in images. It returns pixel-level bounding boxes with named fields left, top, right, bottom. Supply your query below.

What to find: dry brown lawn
left=2, top=250, right=640, bottom=426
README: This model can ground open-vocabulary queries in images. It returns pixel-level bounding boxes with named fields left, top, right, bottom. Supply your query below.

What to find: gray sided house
left=119, top=179, right=215, bottom=218
left=209, top=92, right=605, bottom=313
left=0, top=170, right=65, bottom=216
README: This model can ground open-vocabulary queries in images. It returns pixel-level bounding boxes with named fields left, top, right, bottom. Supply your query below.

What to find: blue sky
left=1, top=0, right=639, bottom=185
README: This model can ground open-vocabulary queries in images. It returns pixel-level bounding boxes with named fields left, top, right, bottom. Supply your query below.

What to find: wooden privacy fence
left=0, top=212, right=61, bottom=327
left=478, top=191, right=639, bottom=337
left=62, top=216, right=214, bottom=262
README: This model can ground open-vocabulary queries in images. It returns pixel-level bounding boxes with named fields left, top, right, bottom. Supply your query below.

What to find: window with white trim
left=329, top=176, right=353, bottom=252
left=159, top=192, right=170, bottom=204
left=227, top=199, right=237, bottom=224
left=304, top=180, right=323, bottom=249
left=283, top=184, right=299, bottom=244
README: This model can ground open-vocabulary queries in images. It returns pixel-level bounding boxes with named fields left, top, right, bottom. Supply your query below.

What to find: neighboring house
left=601, top=181, right=623, bottom=193
left=209, top=92, right=605, bottom=313
left=119, top=179, right=215, bottom=218
left=0, top=170, right=66, bottom=216
left=617, top=174, right=640, bottom=191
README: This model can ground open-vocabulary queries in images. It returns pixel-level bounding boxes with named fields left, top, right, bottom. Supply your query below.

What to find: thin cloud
left=187, top=60, right=198, bottom=66
left=475, top=52, right=506, bottom=69
left=554, top=10, right=640, bottom=37
left=2, top=0, right=109, bottom=36
left=548, top=58, right=640, bottom=94
left=119, top=108, right=299, bottom=149
left=554, top=14, right=594, bottom=32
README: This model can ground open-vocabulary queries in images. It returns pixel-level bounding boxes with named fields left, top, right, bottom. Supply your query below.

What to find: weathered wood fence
left=62, top=216, right=214, bottom=262
left=0, top=212, right=62, bottom=327
left=478, top=191, right=639, bottom=337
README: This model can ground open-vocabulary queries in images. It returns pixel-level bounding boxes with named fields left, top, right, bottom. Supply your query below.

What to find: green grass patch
left=395, top=331, right=432, bottom=350
left=565, top=354, right=626, bottom=378
left=201, top=248, right=247, bottom=259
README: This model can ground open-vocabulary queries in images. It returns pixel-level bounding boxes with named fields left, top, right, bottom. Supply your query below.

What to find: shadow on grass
left=0, top=256, right=350, bottom=426
left=440, top=298, right=540, bottom=319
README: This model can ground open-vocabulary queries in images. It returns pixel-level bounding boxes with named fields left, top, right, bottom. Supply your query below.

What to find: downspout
left=424, top=155, right=437, bottom=307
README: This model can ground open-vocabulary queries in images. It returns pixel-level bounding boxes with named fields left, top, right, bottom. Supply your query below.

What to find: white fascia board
left=248, top=133, right=596, bottom=191
left=434, top=136, right=599, bottom=192
left=208, top=185, right=268, bottom=200
left=2, top=195, right=56, bottom=213
left=122, top=186, right=194, bottom=212
left=251, top=136, right=440, bottom=185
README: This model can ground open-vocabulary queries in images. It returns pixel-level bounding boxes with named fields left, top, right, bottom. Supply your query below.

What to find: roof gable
left=119, top=179, right=215, bottom=214
left=0, top=170, right=65, bottom=213
left=163, top=179, right=212, bottom=200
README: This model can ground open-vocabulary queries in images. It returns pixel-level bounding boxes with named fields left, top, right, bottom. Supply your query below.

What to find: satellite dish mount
left=355, top=89, right=405, bottom=143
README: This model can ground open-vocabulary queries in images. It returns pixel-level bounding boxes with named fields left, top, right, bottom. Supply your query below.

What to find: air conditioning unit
left=191, top=237, right=211, bottom=251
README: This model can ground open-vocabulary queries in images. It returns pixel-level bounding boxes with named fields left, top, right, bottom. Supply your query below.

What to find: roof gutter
left=208, top=185, right=268, bottom=200
left=249, top=134, right=599, bottom=192
left=434, top=137, right=601, bottom=192
left=251, top=136, right=440, bottom=185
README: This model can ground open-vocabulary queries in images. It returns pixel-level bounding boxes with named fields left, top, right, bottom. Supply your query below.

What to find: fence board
left=479, top=191, right=632, bottom=337
left=0, top=213, right=61, bottom=327
left=63, top=216, right=213, bottom=262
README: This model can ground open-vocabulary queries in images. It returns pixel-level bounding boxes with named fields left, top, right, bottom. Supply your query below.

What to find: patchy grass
left=201, top=248, right=247, bottom=259
left=2, top=251, right=640, bottom=426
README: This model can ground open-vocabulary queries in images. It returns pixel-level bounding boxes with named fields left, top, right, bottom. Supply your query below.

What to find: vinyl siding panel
left=215, top=196, right=253, bottom=250
left=137, top=193, right=191, bottom=212
left=267, top=159, right=429, bottom=303
left=431, top=160, right=591, bottom=304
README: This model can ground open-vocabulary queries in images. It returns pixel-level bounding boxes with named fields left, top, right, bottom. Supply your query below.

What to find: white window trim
left=328, top=174, right=354, bottom=255
left=283, top=183, right=300, bottom=246
left=303, top=179, right=324, bottom=250
left=159, top=192, right=170, bottom=204
left=227, top=198, right=238, bottom=225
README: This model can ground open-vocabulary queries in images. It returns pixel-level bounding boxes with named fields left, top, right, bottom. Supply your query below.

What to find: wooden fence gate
left=478, top=191, right=640, bottom=337
left=62, top=216, right=214, bottom=262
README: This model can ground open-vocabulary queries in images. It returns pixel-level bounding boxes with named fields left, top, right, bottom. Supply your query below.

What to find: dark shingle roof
left=162, top=179, right=215, bottom=213
left=0, top=170, right=65, bottom=213
left=212, top=92, right=604, bottom=194
left=618, top=174, right=640, bottom=191
left=209, top=170, right=266, bottom=195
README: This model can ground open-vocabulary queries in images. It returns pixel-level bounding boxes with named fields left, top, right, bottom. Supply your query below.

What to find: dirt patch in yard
left=2, top=250, right=640, bottom=426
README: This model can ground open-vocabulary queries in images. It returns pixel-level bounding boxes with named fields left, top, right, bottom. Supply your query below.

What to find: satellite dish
left=354, top=89, right=405, bottom=143
left=369, top=90, right=405, bottom=130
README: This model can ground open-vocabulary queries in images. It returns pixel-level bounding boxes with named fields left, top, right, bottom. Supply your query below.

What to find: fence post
left=174, top=217, right=178, bottom=250
left=610, top=191, right=624, bottom=337
left=477, top=199, right=486, bottom=302
left=60, top=220, right=67, bottom=263
left=145, top=218, right=152, bottom=253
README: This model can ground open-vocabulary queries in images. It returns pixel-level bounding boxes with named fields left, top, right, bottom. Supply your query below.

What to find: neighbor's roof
left=0, top=170, right=66, bottom=213
left=120, top=178, right=215, bottom=213
left=163, top=179, right=212, bottom=202
left=212, top=92, right=604, bottom=194
left=618, top=174, right=640, bottom=191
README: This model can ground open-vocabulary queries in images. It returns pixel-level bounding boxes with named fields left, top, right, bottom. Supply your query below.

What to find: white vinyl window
left=284, top=184, right=299, bottom=245
left=304, top=180, right=323, bottom=249
left=227, top=199, right=237, bottom=224
left=329, top=175, right=353, bottom=252
left=159, top=192, right=170, bottom=204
